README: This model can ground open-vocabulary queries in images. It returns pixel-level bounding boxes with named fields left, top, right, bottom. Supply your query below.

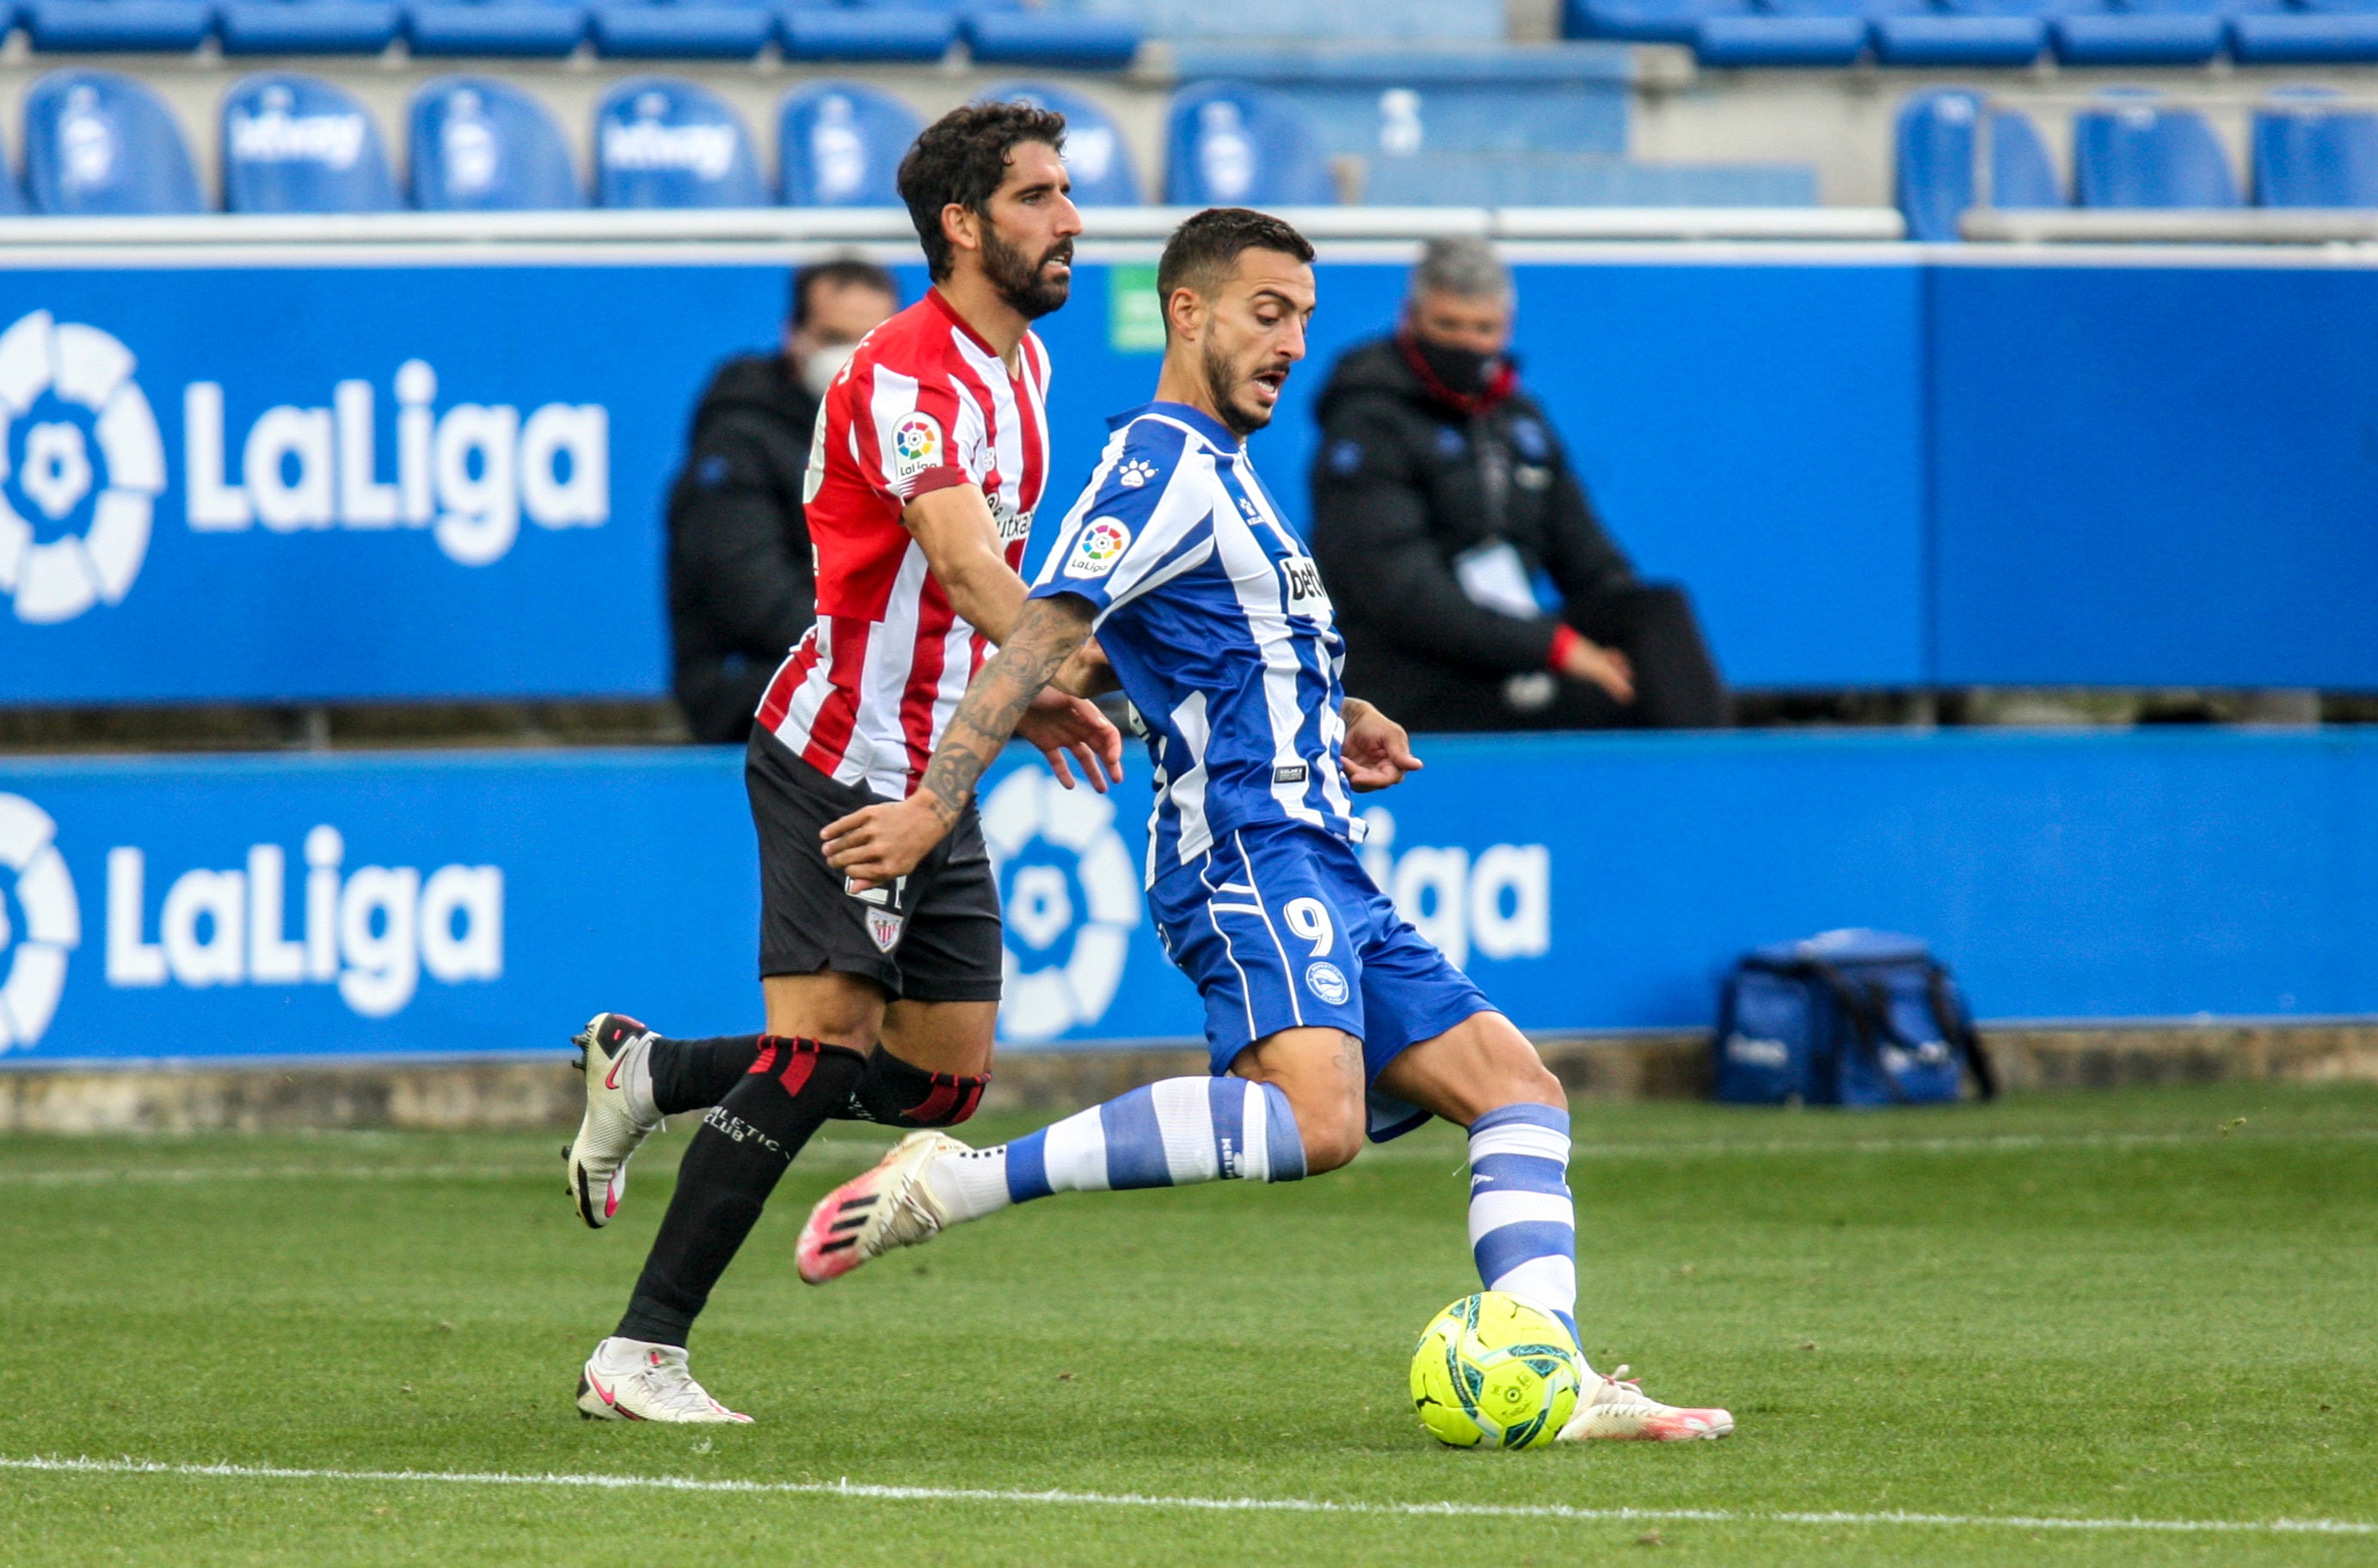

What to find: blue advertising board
left=0, top=249, right=1927, bottom=706
left=2, top=729, right=2374, bottom=1069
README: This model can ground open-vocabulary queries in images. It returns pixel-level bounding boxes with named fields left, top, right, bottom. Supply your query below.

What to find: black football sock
left=614, top=1037, right=866, bottom=1347
left=646, top=1034, right=765, bottom=1116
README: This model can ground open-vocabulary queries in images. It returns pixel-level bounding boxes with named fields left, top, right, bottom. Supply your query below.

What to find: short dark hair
left=790, top=257, right=900, bottom=329
left=896, top=101, right=1067, bottom=282
left=1154, top=208, right=1316, bottom=337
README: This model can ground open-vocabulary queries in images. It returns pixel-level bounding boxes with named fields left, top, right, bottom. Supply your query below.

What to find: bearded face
left=980, top=222, right=1075, bottom=320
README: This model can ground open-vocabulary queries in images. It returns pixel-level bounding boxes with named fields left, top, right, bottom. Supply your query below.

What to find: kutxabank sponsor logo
left=0, top=793, right=82, bottom=1053
left=982, top=766, right=1142, bottom=1043
left=0, top=305, right=614, bottom=624
left=0, top=311, right=166, bottom=624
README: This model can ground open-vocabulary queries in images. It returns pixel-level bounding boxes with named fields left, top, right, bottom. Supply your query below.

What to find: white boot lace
left=636, top=1350, right=723, bottom=1419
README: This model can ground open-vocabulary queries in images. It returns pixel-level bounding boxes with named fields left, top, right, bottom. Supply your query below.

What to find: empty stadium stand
left=221, top=71, right=400, bottom=212
left=594, top=75, right=763, bottom=206
left=777, top=77, right=919, bottom=205
left=1163, top=79, right=1336, bottom=206
left=22, top=68, right=203, bottom=212
left=2073, top=89, right=2240, bottom=205
left=2252, top=86, right=2378, bottom=201
left=408, top=72, right=582, bottom=207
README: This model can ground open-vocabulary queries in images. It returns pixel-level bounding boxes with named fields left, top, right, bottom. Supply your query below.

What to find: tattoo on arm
left=914, top=597, right=1095, bottom=825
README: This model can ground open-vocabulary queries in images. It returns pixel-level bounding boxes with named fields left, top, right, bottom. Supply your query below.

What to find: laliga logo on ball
left=0, top=793, right=83, bottom=1053
left=0, top=311, right=166, bottom=624
left=980, top=765, right=1140, bottom=1042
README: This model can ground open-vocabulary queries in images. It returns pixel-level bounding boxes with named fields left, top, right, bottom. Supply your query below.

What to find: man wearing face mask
left=1310, top=237, right=1729, bottom=733
left=667, top=258, right=901, bottom=744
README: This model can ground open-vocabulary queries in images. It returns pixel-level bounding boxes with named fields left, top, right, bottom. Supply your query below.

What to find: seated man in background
left=667, top=259, right=900, bottom=743
left=1310, top=238, right=1729, bottom=733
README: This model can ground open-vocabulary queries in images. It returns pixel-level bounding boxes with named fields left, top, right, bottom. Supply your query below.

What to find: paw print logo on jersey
left=0, top=793, right=81, bottom=1053
left=1116, top=458, right=1158, bottom=489
left=980, top=766, right=1141, bottom=1042
left=889, top=412, right=942, bottom=480
left=1068, top=519, right=1130, bottom=579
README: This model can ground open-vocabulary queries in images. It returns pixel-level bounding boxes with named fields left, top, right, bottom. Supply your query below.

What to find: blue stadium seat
left=23, top=69, right=204, bottom=213
left=2052, top=0, right=2228, bottom=64
left=2252, top=89, right=2378, bottom=205
left=780, top=3, right=957, bottom=61
left=2074, top=93, right=2240, bottom=206
left=1164, top=81, right=1335, bottom=206
left=409, top=75, right=582, bottom=209
left=595, top=77, right=762, bottom=206
left=777, top=79, right=919, bottom=206
left=1696, top=13, right=1871, bottom=65
left=1874, top=0, right=2094, bottom=64
left=1568, top=0, right=1750, bottom=43
left=219, top=0, right=402, bottom=52
left=405, top=0, right=586, bottom=56
left=965, top=10, right=1140, bottom=68
left=24, top=0, right=214, bottom=51
left=221, top=73, right=398, bottom=212
left=977, top=81, right=1140, bottom=205
left=1895, top=88, right=2063, bottom=241
left=2232, top=0, right=2378, bottom=62
left=591, top=0, right=771, bottom=58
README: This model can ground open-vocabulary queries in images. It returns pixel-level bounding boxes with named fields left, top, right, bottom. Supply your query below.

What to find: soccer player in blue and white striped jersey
left=801, top=208, right=1730, bottom=1442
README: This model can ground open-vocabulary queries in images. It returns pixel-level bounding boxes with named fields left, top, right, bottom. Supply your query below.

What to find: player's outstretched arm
left=1339, top=698, right=1425, bottom=792
left=823, top=593, right=1103, bottom=887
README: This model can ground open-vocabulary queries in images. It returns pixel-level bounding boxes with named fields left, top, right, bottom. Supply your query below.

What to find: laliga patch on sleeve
left=889, top=411, right=943, bottom=480
left=1067, top=518, right=1131, bottom=579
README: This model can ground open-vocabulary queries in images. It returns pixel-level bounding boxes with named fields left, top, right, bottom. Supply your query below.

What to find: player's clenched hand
left=822, top=799, right=947, bottom=890
left=1014, top=688, right=1125, bottom=793
left=1340, top=698, right=1422, bottom=792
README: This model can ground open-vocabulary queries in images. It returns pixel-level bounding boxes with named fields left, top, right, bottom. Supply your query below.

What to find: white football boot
left=1558, top=1365, right=1734, bottom=1442
left=796, top=1129, right=969, bottom=1284
left=564, top=1013, right=663, bottom=1229
left=576, top=1338, right=753, bottom=1423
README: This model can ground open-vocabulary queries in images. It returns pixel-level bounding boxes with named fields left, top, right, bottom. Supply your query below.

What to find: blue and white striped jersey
left=1029, top=401, right=1362, bottom=886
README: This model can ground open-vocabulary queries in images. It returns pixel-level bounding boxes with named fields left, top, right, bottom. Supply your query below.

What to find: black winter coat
left=667, top=354, right=820, bottom=744
left=1309, top=337, right=1636, bottom=722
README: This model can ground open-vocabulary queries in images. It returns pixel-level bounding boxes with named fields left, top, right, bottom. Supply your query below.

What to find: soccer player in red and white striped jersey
left=565, top=101, right=1123, bottom=1424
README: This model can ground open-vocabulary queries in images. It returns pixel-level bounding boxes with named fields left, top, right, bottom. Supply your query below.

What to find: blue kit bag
left=1714, top=929, right=1995, bottom=1107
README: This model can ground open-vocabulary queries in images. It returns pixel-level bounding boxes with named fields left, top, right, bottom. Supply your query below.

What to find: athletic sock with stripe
left=615, top=1037, right=864, bottom=1347
left=1466, top=1102, right=1586, bottom=1362
left=925, top=1076, right=1307, bottom=1223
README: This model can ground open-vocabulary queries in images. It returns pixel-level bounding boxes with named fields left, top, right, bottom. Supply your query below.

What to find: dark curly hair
left=1155, top=208, right=1315, bottom=337
left=896, top=101, right=1068, bottom=282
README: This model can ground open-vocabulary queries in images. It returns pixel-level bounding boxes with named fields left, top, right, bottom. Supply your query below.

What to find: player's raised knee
left=1290, top=1093, right=1367, bottom=1174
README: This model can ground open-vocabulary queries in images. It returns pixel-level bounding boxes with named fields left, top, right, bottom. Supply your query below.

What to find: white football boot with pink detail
left=564, top=1013, right=663, bottom=1229
left=1558, top=1366, right=1734, bottom=1442
left=796, top=1129, right=968, bottom=1284
left=575, top=1337, right=752, bottom=1423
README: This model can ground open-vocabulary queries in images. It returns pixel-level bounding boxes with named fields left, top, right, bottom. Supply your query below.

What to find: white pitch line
left=0, top=1128, right=2369, bottom=1189
left=0, top=1455, right=2369, bottom=1537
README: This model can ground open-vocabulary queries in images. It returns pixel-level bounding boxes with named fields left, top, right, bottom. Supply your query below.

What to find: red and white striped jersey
left=756, top=289, right=1052, bottom=800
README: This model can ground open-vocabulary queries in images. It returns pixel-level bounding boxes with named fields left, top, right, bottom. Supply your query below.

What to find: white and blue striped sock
left=1467, top=1103, right=1582, bottom=1356
left=925, top=1077, right=1307, bottom=1223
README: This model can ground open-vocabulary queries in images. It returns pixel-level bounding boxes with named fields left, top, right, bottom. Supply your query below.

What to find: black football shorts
left=746, top=728, right=1004, bottom=1003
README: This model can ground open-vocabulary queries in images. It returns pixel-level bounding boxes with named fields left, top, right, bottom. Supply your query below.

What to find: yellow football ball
left=1410, top=1291, right=1582, bottom=1450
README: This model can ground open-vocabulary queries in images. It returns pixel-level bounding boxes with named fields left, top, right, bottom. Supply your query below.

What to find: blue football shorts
left=1149, top=818, right=1496, bottom=1141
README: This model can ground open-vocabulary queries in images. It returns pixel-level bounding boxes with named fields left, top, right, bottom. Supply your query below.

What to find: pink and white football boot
left=563, top=1012, right=664, bottom=1229
left=796, top=1129, right=968, bottom=1284
left=1558, top=1365, right=1734, bottom=1442
left=576, top=1337, right=752, bottom=1424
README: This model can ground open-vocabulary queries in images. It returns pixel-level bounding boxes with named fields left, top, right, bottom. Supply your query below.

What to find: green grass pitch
left=0, top=1081, right=2371, bottom=1566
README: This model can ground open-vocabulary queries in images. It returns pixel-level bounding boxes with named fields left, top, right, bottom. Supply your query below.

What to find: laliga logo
left=0, top=311, right=166, bottom=625
left=185, top=360, right=608, bottom=569
left=0, top=794, right=81, bottom=1052
left=1359, top=807, right=1550, bottom=970
left=981, top=766, right=1141, bottom=1042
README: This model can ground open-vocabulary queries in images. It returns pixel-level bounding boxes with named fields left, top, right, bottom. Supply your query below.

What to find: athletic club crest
left=866, top=909, right=905, bottom=952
